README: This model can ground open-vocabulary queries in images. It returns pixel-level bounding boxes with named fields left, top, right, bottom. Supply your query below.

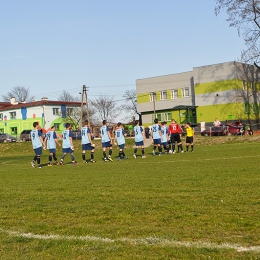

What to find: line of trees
left=1, top=87, right=139, bottom=128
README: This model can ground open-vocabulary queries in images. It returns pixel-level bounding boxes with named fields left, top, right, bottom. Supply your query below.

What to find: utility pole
left=153, top=92, right=156, bottom=119
left=80, top=85, right=90, bottom=127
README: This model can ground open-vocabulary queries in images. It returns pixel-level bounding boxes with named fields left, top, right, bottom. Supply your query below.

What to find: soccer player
left=185, top=122, right=194, bottom=152
left=150, top=118, right=163, bottom=156
left=133, top=120, right=146, bottom=158
left=114, top=122, right=127, bottom=161
left=161, top=121, right=170, bottom=154
left=81, top=120, right=96, bottom=163
left=168, top=119, right=184, bottom=153
left=30, top=122, right=46, bottom=169
left=44, top=125, right=61, bottom=166
left=60, top=123, right=77, bottom=165
left=100, top=120, right=113, bottom=162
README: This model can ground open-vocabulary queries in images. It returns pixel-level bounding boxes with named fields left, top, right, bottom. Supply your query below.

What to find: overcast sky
left=1, top=0, right=245, bottom=120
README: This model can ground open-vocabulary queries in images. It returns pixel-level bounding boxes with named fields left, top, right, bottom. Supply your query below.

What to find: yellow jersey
left=186, top=126, right=194, bottom=137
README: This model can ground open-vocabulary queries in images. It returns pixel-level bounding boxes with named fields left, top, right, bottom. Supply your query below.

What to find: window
left=54, top=123, right=60, bottom=130
left=160, top=91, right=167, bottom=100
left=152, top=112, right=172, bottom=122
left=11, top=127, right=17, bottom=134
left=53, top=108, right=59, bottom=115
left=149, top=93, right=156, bottom=102
left=182, top=88, right=189, bottom=97
left=171, top=90, right=178, bottom=99
left=66, top=108, right=73, bottom=116
left=0, top=113, right=3, bottom=120
left=10, top=112, right=16, bottom=119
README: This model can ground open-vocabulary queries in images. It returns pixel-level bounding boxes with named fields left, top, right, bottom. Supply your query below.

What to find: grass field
left=0, top=136, right=260, bottom=259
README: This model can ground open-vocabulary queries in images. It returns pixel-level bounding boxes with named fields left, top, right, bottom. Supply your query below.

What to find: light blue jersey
left=31, top=130, right=42, bottom=149
left=100, top=125, right=110, bottom=143
left=62, top=130, right=72, bottom=148
left=46, top=130, right=57, bottom=149
left=81, top=126, right=91, bottom=144
left=151, top=124, right=161, bottom=140
left=114, top=128, right=125, bottom=145
left=161, top=126, right=168, bottom=143
left=134, top=126, right=144, bottom=142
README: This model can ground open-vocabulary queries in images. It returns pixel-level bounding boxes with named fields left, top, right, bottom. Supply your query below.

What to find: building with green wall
left=0, top=98, right=82, bottom=138
left=136, top=61, right=260, bottom=127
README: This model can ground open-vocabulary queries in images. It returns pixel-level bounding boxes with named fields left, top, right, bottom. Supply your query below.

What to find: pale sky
left=0, top=0, right=245, bottom=120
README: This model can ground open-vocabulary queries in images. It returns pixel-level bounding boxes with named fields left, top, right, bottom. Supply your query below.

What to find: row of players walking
left=30, top=118, right=194, bottom=168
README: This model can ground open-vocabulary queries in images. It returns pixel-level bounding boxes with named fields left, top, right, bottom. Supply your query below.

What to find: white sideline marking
left=1, top=229, right=260, bottom=252
left=137, top=154, right=260, bottom=164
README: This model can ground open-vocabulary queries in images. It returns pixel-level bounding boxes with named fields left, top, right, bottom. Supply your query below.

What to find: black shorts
left=186, top=136, right=193, bottom=144
left=170, top=133, right=181, bottom=143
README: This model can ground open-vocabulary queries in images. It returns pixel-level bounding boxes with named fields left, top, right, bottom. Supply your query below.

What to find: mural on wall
left=21, top=107, right=27, bottom=120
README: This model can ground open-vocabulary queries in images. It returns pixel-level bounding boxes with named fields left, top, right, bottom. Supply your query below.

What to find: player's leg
left=108, top=147, right=113, bottom=161
left=133, top=147, right=138, bottom=158
left=82, top=150, right=87, bottom=163
left=48, top=152, right=53, bottom=166
left=60, top=152, right=67, bottom=165
left=90, top=148, right=96, bottom=163
left=141, top=146, right=146, bottom=158
left=158, top=144, right=162, bottom=156
left=70, top=151, right=77, bottom=165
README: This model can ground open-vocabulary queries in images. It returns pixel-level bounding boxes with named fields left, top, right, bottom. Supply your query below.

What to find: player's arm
left=38, top=131, right=46, bottom=148
left=141, top=128, right=146, bottom=140
left=87, top=131, right=94, bottom=146
left=114, top=133, right=118, bottom=145
left=149, top=128, right=153, bottom=139
left=107, top=127, right=113, bottom=143
left=68, top=131, right=74, bottom=149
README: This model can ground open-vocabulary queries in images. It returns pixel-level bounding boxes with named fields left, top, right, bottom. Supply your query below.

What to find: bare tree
left=1, top=86, right=34, bottom=102
left=232, top=61, right=260, bottom=125
left=58, top=90, right=80, bottom=102
left=90, top=95, right=119, bottom=123
left=215, top=0, right=260, bottom=66
left=122, top=89, right=142, bottom=124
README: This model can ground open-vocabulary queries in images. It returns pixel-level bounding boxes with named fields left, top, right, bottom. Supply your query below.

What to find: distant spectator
left=237, top=122, right=244, bottom=136
left=145, top=127, right=150, bottom=139
left=247, top=126, right=253, bottom=136
left=213, top=118, right=221, bottom=127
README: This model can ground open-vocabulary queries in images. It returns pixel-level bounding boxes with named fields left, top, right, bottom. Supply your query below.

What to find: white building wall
left=136, top=71, right=194, bottom=113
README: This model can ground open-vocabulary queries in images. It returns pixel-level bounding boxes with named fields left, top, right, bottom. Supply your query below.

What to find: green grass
left=0, top=137, right=260, bottom=259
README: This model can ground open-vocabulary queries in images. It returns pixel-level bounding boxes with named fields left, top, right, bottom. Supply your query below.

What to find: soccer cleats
left=31, top=161, right=35, bottom=168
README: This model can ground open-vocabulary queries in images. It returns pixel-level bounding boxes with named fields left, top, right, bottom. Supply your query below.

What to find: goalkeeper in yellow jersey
left=185, top=122, right=194, bottom=152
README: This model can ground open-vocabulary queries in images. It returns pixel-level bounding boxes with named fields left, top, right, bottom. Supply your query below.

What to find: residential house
left=0, top=98, right=82, bottom=137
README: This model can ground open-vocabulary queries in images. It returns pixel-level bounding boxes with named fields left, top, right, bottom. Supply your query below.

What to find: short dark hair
left=117, top=122, right=122, bottom=127
left=65, top=123, right=71, bottom=129
left=84, top=120, right=88, bottom=125
left=135, top=120, right=139, bottom=125
left=103, top=120, right=107, bottom=125
left=154, top=118, right=158, bottom=123
left=186, top=122, right=191, bottom=126
left=33, top=122, right=39, bottom=128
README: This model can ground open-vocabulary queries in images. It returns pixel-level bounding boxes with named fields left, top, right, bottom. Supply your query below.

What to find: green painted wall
left=196, top=102, right=252, bottom=123
left=137, top=93, right=149, bottom=103
left=195, top=79, right=241, bottom=94
left=0, top=117, right=67, bottom=137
